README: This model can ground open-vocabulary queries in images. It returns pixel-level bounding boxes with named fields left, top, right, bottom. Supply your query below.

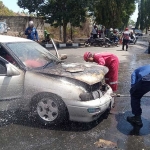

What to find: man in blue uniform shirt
left=127, top=64, right=150, bottom=127
left=25, top=21, right=39, bottom=41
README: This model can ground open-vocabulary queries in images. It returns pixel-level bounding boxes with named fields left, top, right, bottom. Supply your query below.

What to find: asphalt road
left=1, top=42, right=150, bottom=150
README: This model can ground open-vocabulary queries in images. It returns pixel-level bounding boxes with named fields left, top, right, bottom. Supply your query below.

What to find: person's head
left=94, top=25, right=97, bottom=29
left=125, top=28, right=128, bottom=31
left=29, top=21, right=34, bottom=27
left=83, top=52, right=93, bottom=62
left=114, top=29, right=118, bottom=33
left=110, top=28, right=113, bottom=32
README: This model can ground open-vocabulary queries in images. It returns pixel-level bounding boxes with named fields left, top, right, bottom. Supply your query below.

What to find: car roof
left=0, top=35, right=32, bottom=43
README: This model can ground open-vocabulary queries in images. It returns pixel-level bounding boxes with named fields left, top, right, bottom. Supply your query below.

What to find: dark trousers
left=93, top=34, right=97, bottom=39
left=130, top=80, right=150, bottom=116
left=122, top=39, right=129, bottom=50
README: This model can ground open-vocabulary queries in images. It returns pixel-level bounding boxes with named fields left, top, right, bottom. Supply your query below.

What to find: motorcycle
left=84, top=34, right=119, bottom=47
left=129, top=34, right=138, bottom=44
left=84, top=35, right=104, bottom=47
left=104, top=35, right=119, bottom=47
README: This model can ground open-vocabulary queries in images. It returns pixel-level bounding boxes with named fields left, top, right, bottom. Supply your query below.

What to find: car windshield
left=134, top=29, right=142, bottom=33
left=5, top=41, right=60, bottom=69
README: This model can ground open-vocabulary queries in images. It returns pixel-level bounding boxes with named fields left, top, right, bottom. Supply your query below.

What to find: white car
left=0, top=35, right=114, bottom=125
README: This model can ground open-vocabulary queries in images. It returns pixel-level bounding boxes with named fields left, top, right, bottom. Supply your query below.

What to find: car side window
left=0, top=46, right=16, bottom=66
left=0, top=60, right=6, bottom=75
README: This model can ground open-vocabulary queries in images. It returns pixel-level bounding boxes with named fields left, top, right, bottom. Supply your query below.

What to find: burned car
left=0, top=35, right=114, bottom=125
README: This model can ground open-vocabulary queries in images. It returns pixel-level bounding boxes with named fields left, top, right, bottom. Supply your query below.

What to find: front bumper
left=66, top=86, right=114, bottom=122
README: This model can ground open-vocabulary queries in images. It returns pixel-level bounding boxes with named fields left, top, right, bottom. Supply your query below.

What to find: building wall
left=0, top=16, right=44, bottom=39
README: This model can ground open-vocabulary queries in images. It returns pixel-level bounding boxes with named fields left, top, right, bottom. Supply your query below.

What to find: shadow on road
left=0, top=109, right=110, bottom=132
left=115, top=111, right=150, bottom=136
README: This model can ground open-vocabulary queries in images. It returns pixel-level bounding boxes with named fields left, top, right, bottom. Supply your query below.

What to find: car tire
left=98, top=42, right=103, bottom=47
left=30, top=92, right=68, bottom=126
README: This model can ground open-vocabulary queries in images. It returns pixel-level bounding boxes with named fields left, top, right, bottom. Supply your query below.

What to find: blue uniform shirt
left=25, top=27, right=39, bottom=41
left=131, top=65, right=150, bottom=87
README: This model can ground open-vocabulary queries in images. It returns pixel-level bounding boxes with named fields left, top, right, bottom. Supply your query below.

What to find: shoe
left=129, top=125, right=142, bottom=135
left=126, top=49, right=128, bottom=51
left=127, top=116, right=143, bottom=127
left=122, top=49, right=124, bottom=50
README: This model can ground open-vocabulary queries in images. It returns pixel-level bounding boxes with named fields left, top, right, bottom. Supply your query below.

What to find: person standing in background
left=25, top=21, right=39, bottom=41
left=91, top=25, right=98, bottom=39
left=122, top=28, right=130, bottom=51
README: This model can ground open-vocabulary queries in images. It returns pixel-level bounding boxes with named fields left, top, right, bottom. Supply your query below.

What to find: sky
left=130, top=3, right=139, bottom=22
left=1, top=0, right=26, bottom=12
left=1, top=0, right=138, bottom=22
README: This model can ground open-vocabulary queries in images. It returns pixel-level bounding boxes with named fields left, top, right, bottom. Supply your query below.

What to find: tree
left=38, top=0, right=89, bottom=42
left=128, top=19, right=135, bottom=26
left=0, top=1, right=16, bottom=16
left=17, top=0, right=44, bottom=14
left=136, top=0, right=150, bottom=33
left=91, top=0, right=136, bottom=29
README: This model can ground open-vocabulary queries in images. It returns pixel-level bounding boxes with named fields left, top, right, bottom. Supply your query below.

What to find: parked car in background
left=134, top=29, right=143, bottom=36
left=0, top=22, right=10, bottom=34
left=0, top=35, right=114, bottom=126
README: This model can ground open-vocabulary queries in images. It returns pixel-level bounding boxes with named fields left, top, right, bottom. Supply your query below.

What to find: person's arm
left=131, top=70, right=137, bottom=87
left=142, top=73, right=150, bottom=81
left=98, top=57, right=105, bottom=66
left=25, top=27, right=29, bottom=35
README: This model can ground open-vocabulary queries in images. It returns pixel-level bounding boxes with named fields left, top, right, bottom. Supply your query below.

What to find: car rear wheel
left=31, top=93, right=68, bottom=125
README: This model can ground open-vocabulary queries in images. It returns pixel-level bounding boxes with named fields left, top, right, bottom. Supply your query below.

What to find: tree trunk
left=146, top=27, right=148, bottom=34
left=71, top=24, right=73, bottom=41
left=63, top=22, right=67, bottom=43
left=59, top=26, right=62, bottom=41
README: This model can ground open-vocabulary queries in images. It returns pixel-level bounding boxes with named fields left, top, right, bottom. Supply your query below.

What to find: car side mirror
left=60, top=54, right=67, bottom=60
left=6, top=64, right=20, bottom=76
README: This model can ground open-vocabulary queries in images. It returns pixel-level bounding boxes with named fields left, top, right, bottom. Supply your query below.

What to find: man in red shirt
left=122, top=28, right=130, bottom=51
left=84, top=52, right=119, bottom=91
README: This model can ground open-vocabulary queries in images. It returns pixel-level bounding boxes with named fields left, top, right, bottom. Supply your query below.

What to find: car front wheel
left=31, top=93, right=68, bottom=125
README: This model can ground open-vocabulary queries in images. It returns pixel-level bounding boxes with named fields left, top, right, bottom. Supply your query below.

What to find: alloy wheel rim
left=37, top=98, right=58, bottom=121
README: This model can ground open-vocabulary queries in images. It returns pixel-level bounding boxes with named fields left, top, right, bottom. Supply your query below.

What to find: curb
left=43, top=41, right=149, bottom=49
left=45, top=43, right=84, bottom=48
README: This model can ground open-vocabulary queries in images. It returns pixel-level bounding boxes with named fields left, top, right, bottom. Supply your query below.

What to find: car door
left=0, top=57, right=25, bottom=111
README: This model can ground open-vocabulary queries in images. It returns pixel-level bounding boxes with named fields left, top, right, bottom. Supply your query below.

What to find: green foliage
left=91, top=0, right=136, bottom=29
left=128, top=19, right=135, bottom=26
left=17, top=0, right=44, bottom=13
left=17, top=0, right=137, bottom=40
left=0, top=1, right=16, bottom=16
left=136, top=0, right=150, bottom=31
left=38, top=0, right=90, bottom=42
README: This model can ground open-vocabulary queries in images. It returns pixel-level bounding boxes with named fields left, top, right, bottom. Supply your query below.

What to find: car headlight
left=79, top=84, right=109, bottom=101
left=92, top=90, right=103, bottom=99
left=79, top=90, right=103, bottom=101
left=79, top=92, right=94, bottom=101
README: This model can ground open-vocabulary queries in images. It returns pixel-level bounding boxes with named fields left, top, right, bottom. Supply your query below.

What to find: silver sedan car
left=0, top=35, right=114, bottom=125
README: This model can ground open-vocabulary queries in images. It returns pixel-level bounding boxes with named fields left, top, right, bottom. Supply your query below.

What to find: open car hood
left=35, top=63, right=108, bottom=85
